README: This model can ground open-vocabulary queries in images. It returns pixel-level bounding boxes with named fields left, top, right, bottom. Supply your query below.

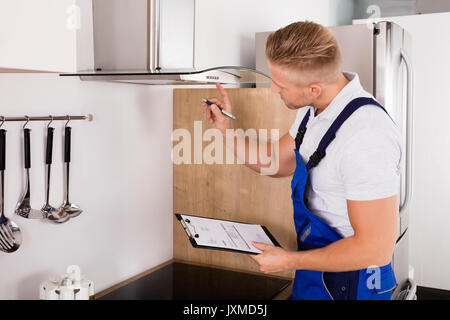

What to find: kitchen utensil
left=0, top=129, right=22, bottom=253
left=42, top=126, right=69, bottom=223
left=15, top=126, right=42, bottom=219
left=58, top=125, right=82, bottom=218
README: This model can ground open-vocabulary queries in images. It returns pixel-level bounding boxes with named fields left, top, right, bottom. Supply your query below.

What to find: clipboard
left=175, top=213, right=281, bottom=255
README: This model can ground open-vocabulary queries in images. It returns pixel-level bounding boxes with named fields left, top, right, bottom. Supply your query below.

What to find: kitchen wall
left=0, top=75, right=174, bottom=299
left=194, top=0, right=353, bottom=69
left=0, top=0, right=350, bottom=299
left=329, top=0, right=355, bottom=27
left=353, top=0, right=416, bottom=19
left=415, top=0, right=450, bottom=14
left=353, top=0, right=450, bottom=19
left=0, top=74, right=174, bottom=298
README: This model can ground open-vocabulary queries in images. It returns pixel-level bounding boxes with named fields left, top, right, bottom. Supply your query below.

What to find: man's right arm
left=221, top=131, right=296, bottom=177
left=204, top=83, right=297, bottom=178
left=270, top=133, right=297, bottom=177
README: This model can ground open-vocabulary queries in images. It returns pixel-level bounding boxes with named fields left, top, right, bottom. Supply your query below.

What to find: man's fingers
left=210, top=104, right=223, bottom=118
left=252, top=241, right=271, bottom=251
left=248, top=254, right=266, bottom=273
left=216, top=83, right=232, bottom=110
left=207, top=97, right=223, bottom=107
left=205, top=107, right=213, bottom=124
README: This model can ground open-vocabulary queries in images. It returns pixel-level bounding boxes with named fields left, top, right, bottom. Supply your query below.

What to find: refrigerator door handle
left=399, top=49, right=414, bottom=216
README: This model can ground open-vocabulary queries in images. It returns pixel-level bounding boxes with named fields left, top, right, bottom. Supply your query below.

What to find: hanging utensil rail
left=0, top=115, right=93, bottom=123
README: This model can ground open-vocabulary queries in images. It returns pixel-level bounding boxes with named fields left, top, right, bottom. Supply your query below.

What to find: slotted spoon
left=16, top=126, right=42, bottom=219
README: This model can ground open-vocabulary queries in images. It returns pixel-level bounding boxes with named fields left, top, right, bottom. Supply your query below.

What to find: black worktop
left=99, top=262, right=291, bottom=300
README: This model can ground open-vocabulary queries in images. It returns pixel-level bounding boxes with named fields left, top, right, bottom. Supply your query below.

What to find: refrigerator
left=256, top=20, right=416, bottom=299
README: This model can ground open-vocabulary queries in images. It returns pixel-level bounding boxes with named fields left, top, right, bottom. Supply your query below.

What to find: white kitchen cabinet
left=0, top=0, right=94, bottom=72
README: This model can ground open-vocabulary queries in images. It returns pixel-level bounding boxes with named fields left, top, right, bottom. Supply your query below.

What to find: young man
left=203, top=21, right=401, bottom=300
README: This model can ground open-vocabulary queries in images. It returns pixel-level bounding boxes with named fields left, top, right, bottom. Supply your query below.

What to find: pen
left=202, top=98, right=236, bottom=120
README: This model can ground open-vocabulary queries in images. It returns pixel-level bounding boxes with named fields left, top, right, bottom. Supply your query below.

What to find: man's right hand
left=203, top=83, right=233, bottom=136
left=202, top=83, right=297, bottom=177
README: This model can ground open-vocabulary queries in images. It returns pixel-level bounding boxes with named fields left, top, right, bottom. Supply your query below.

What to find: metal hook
left=0, top=117, right=5, bottom=128
left=47, top=115, right=54, bottom=128
left=23, top=116, right=30, bottom=129
left=65, top=115, right=71, bottom=128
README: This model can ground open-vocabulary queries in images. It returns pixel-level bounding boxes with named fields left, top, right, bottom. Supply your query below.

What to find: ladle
left=42, top=124, right=69, bottom=223
left=58, top=121, right=82, bottom=218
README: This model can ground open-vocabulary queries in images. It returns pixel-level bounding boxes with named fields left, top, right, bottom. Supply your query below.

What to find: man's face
left=268, top=62, right=314, bottom=110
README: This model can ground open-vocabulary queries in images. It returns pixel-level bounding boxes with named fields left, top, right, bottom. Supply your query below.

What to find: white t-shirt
left=289, top=72, right=402, bottom=238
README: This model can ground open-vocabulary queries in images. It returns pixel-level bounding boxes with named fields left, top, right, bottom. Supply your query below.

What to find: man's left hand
left=249, top=242, right=294, bottom=274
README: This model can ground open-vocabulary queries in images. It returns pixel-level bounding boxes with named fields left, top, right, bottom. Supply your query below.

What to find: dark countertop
left=98, top=261, right=292, bottom=300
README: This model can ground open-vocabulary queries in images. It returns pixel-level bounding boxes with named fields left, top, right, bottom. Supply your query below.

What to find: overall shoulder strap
left=306, top=97, right=391, bottom=170
left=295, top=109, right=312, bottom=150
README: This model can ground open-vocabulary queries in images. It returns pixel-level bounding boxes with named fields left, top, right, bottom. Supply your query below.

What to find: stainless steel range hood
left=60, top=0, right=271, bottom=85
left=60, top=66, right=272, bottom=85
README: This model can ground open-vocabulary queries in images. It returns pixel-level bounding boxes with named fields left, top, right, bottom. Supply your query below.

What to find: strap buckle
left=309, top=149, right=326, bottom=167
left=295, top=128, right=306, bottom=149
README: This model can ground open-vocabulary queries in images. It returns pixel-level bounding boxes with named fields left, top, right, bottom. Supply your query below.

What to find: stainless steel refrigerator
left=256, top=21, right=415, bottom=299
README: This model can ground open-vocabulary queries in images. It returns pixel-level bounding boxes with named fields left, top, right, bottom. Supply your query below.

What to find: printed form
left=179, top=214, right=276, bottom=254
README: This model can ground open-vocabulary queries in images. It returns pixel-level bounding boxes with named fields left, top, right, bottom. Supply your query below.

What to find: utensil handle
left=0, top=129, right=5, bottom=171
left=45, top=127, right=54, bottom=165
left=64, top=126, right=71, bottom=163
left=24, top=128, right=31, bottom=169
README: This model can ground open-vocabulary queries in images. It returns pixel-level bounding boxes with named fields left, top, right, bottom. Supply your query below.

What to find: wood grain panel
left=173, top=88, right=298, bottom=279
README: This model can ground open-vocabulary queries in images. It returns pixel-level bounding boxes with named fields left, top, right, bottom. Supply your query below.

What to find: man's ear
left=308, top=83, right=322, bottom=99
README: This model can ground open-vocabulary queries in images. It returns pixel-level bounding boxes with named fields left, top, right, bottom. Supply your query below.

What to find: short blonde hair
left=265, top=21, right=342, bottom=85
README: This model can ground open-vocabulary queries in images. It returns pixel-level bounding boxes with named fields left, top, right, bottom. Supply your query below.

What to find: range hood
left=60, top=0, right=271, bottom=86
left=60, top=66, right=272, bottom=86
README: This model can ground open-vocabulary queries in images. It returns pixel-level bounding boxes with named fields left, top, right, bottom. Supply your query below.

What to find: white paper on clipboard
left=178, top=214, right=277, bottom=254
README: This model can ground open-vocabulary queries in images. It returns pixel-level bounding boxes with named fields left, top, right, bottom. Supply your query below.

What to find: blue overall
left=291, top=97, right=397, bottom=300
